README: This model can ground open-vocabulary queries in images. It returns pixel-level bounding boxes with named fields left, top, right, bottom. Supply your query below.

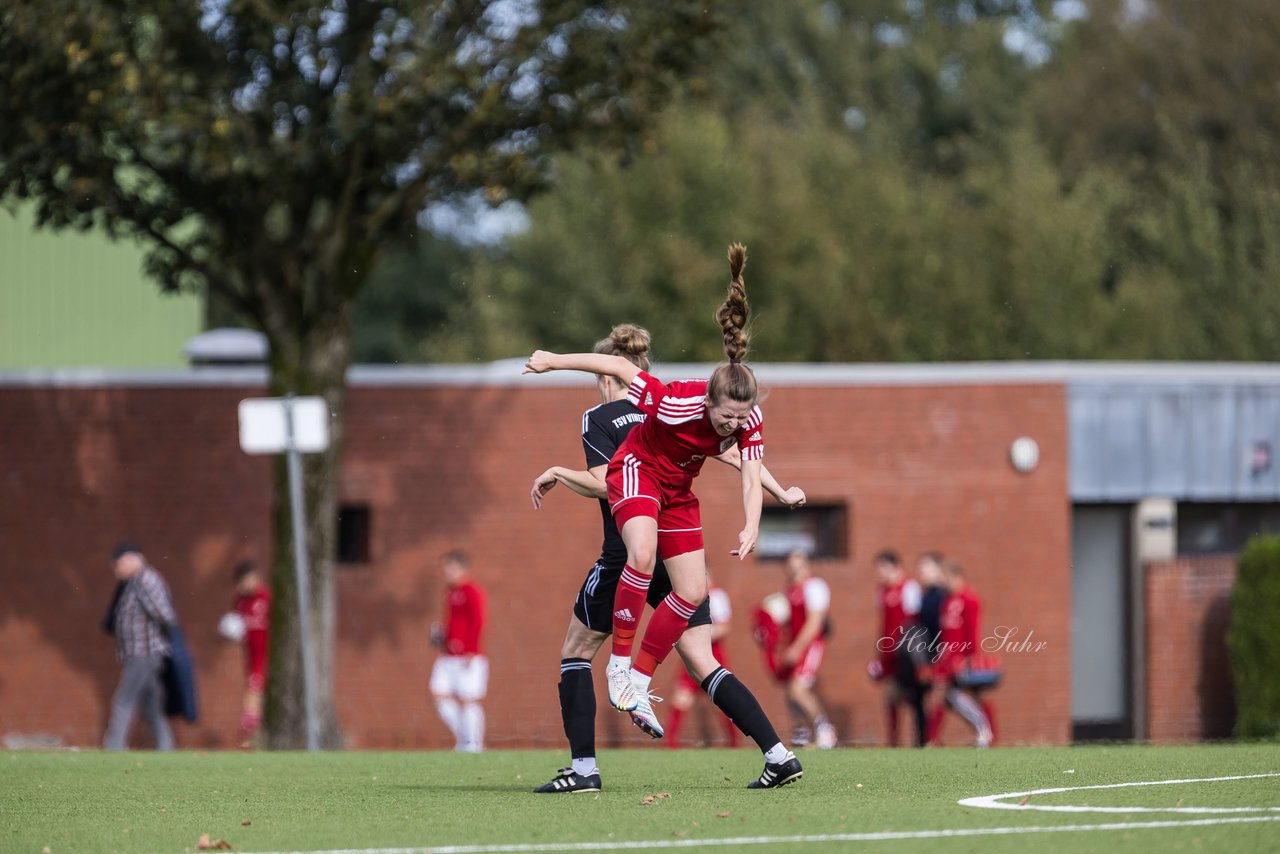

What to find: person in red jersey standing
left=779, top=548, right=838, bottom=749
left=869, top=549, right=924, bottom=747
left=525, top=243, right=806, bottom=789
left=430, top=550, right=488, bottom=752
left=927, top=560, right=993, bottom=747
left=232, top=561, right=270, bottom=747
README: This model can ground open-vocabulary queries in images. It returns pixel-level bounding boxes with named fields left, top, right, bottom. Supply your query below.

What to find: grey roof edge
left=5, top=360, right=1280, bottom=389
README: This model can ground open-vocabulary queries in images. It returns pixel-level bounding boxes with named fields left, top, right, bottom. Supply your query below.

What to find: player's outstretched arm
left=523, top=351, right=641, bottom=387
left=531, top=465, right=607, bottom=508
left=714, top=447, right=806, bottom=508
left=732, top=457, right=764, bottom=561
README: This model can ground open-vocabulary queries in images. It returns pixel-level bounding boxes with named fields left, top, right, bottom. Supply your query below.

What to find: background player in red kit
left=927, top=560, right=994, bottom=747
left=232, top=560, right=269, bottom=748
left=525, top=244, right=806, bottom=789
left=779, top=548, right=838, bottom=749
left=869, top=549, right=924, bottom=746
left=529, top=323, right=807, bottom=792
left=430, top=551, right=488, bottom=752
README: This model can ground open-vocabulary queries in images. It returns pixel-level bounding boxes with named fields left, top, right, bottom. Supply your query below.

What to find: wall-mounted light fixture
left=1010, top=436, right=1039, bottom=474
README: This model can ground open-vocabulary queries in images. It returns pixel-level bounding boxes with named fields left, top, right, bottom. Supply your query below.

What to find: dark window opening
left=757, top=503, right=848, bottom=559
left=337, top=504, right=371, bottom=565
left=1177, top=502, right=1280, bottom=555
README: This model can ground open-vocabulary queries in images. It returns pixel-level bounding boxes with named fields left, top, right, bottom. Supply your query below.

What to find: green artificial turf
left=2, top=744, right=1277, bottom=853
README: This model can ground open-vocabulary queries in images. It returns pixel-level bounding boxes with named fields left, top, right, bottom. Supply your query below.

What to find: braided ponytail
left=708, top=243, right=758, bottom=405
left=718, top=243, right=750, bottom=364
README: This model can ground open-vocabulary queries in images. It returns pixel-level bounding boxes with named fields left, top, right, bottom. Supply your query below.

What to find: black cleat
left=746, top=751, right=804, bottom=789
left=534, top=767, right=602, bottom=794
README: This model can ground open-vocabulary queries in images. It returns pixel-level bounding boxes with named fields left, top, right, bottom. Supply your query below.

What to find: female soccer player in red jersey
left=529, top=317, right=806, bottom=790
left=524, top=245, right=789, bottom=754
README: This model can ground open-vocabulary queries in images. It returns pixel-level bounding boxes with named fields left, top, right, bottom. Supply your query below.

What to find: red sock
left=633, top=593, right=697, bottom=676
left=981, top=700, right=998, bottom=744
left=667, top=706, right=686, bottom=749
left=886, top=701, right=900, bottom=747
left=611, top=565, right=651, bottom=657
left=927, top=704, right=946, bottom=745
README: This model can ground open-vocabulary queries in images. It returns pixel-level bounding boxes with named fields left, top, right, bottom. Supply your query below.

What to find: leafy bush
left=1227, top=535, right=1280, bottom=739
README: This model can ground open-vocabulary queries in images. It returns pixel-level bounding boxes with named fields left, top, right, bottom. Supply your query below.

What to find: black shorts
left=572, top=558, right=712, bottom=634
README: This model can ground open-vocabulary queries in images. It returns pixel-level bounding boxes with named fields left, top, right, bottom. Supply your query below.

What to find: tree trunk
left=262, top=313, right=350, bottom=749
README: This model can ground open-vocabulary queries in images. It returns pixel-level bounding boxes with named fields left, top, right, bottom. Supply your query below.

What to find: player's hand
left=531, top=468, right=558, bottom=509
left=779, top=486, right=806, bottom=508
left=730, top=527, right=758, bottom=560
left=522, top=350, right=556, bottom=374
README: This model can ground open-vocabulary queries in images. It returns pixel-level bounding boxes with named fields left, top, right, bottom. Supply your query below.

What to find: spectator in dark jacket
left=102, top=541, right=177, bottom=751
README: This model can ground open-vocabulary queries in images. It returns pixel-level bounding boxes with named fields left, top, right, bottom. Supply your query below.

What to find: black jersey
left=581, top=399, right=647, bottom=565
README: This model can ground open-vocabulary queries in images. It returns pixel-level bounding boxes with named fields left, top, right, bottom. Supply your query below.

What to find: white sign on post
left=238, top=397, right=330, bottom=454
left=236, top=394, right=330, bottom=751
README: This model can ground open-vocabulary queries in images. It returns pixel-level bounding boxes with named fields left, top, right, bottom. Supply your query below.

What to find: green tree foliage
left=1030, top=0, right=1280, bottom=361
left=0, top=0, right=720, bottom=746
left=358, top=0, right=1280, bottom=365
left=1227, top=535, right=1280, bottom=739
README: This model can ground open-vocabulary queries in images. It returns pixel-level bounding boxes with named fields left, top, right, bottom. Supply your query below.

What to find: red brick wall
left=0, top=375, right=1072, bottom=749
left=1145, top=555, right=1237, bottom=743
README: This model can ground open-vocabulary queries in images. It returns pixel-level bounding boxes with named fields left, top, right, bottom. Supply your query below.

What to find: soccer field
left=3, top=744, right=1277, bottom=853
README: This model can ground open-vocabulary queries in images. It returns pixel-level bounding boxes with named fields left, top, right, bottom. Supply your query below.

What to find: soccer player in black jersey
left=530, top=324, right=807, bottom=793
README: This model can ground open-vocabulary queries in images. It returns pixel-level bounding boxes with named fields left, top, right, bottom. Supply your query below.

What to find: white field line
left=240, top=772, right=1280, bottom=854
left=243, top=816, right=1280, bottom=854
left=957, top=772, right=1280, bottom=814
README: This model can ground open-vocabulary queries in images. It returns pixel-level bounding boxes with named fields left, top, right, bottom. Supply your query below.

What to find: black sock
left=559, top=658, right=595, bottom=759
left=702, top=667, right=780, bottom=754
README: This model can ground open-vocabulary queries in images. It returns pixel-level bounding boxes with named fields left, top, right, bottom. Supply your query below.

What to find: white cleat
left=629, top=689, right=665, bottom=739
left=607, top=661, right=639, bottom=711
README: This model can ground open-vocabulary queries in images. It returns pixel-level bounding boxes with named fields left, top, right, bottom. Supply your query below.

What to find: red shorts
left=245, top=636, right=267, bottom=692
left=607, top=453, right=704, bottom=558
left=789, top=639, right=826, bottom=687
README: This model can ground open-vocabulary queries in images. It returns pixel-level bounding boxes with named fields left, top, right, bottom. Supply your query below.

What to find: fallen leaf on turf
left=42, top=848, right=50, bottom=854
left=717, top=812, right=732, bottom=819
left=640, top=792, right=672, bottom=805
left=1176, top=799, right=1183, bottom=807
left=856, top=783, right=863, bottom=789
left=196, top=833, right=233, bottom=850
left=1018, top=796, right=1030, bottom=806
left=724, top=776, right=732, bottom=782
left=672, top=831, right=688, bottom=837
left=241, top=820, right=251, bottom=826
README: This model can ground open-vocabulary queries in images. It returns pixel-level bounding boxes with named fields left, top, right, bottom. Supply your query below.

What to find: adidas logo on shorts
left=614, top=608, right=635, bottom=622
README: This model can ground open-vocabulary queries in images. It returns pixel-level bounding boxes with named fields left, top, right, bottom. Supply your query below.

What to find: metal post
left=284, top=394, right=321, bottom=751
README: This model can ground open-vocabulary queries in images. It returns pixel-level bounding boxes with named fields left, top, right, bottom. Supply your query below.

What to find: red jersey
left=878, top=577, right=921, bottom=648
left=939, top=586, right=981, bottom=667
left=234, top=587, right=270, bottom=640
left=622, top=371, right=764, bottom=489
left=785, top=576, right=831, bottom=643
left=235, top=587, right=270, bottom=680
left=444, top=580, right=486, bottom=656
